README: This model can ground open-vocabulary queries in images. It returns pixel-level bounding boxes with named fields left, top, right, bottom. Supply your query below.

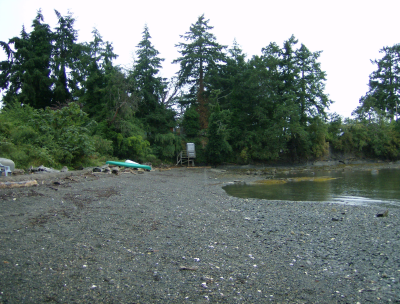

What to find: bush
left=153, top=133, right=181, bottom=161
left=0, top=102, right=113, bottom=169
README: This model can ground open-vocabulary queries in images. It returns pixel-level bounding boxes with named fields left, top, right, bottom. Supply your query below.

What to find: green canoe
left=106, top=161, right=151, bottom=171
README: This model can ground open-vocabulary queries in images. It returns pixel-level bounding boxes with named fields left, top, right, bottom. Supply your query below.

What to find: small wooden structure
left=176, top=143, right=196, bottom=166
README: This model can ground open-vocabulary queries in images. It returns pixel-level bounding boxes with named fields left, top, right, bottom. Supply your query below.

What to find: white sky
left=1, top=0, right=399, bottom=118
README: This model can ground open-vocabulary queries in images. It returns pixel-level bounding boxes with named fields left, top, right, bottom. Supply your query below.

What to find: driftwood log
left=0, top=180, right=38, bottom=189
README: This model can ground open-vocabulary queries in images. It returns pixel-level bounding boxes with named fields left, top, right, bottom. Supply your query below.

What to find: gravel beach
left=0, top=167, right=399, bottom=303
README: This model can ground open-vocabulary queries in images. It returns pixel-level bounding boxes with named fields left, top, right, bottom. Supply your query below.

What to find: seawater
left=223, top=168, right=400, bottom=207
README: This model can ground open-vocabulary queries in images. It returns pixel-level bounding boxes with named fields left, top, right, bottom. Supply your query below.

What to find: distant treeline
left=0, top=10, right=399, bottom=169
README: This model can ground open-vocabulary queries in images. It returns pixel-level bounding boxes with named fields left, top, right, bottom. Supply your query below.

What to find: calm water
left=223, top=168, right=400, bottom=207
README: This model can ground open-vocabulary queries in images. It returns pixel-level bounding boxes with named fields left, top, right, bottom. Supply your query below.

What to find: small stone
left=179, top=266, right=198, bottom=271
left=153, top=272, right=161, bottom=281
left=112, top=168, right=119, bottom=175
left=376, top=210, right=388, bottom=217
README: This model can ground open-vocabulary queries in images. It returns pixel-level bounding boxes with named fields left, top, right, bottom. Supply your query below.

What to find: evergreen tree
left=258, top=36, right=331, bottom=161
left=356, top=44, right=400, bottom=120
left=0, top=26, right=31, bottom=106
left=105, top=67, right=138, bottom=127
left=25, top=10, right=54, bottom=108
left=0, top=10, right=53, bottom=108
left=295, top=43, right=331, bottom=125
left=353, top=95, right=383, bottom=122
left=251, top=41, right=289, bottom=159
left=131, top=25, right=166, bottom=118
left=130, top=25, right=176, bottom=149
left=52, top=10, right=80, bottom=103
left=173, top=14, right=226, bottom=129
left=181, top=105, right=200, bottom=137
left=78, top=28, right=118, bottom=119
left=206, top=103, right=232, bottom=165
left=210, top=40, right=262, bottom=160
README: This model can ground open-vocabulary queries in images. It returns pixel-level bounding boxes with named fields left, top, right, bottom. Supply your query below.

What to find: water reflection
left=223, top=168, right=400, bottom=207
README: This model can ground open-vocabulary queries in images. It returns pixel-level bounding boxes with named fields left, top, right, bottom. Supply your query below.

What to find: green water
left=223, top=168, right=400, bottom=207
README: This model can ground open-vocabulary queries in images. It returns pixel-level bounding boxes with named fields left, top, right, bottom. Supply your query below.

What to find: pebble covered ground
left=0, top=167, right=399, bottom=303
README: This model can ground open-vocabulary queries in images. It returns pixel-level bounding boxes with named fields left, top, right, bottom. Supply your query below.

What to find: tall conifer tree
left=0, top=10, right=53, bottom=108
left=78, top=28, right=118, bottom=119
left=295, top=44, right=330, bottom=125
left=130, top=25, right=175, bottom=136
left=23, top=10, right=53, bottom=108
left=131, top=25, right=166, bottom=118
left=173, top=15, right=226, bottom=129
left=0, top=26, right=31, bottom=106
left=52, top=10, right=80, bottom=103
left=356, top=44, right=400, bottom=120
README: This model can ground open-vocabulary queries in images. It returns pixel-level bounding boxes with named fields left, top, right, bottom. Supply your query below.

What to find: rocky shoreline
left=2, top=159, right=400, bottom=183
left=0, top=166, right=399, bottom=303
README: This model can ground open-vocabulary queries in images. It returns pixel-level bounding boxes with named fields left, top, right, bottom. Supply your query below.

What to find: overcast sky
left=1, top=0, right=399, bottom=118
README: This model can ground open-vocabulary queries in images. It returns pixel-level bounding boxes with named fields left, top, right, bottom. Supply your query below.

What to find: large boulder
left=0, top=158, right=15, bottom=172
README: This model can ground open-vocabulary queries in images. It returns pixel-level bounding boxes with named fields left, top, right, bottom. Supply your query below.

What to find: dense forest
left=1, top=10, right=400, bottom=169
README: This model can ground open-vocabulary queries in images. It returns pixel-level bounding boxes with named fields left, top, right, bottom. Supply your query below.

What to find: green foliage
left=0, top=102, right=112, bottom=169
left=52, top=10, right=81, bottom=103
left=326, top=117, right=400, bottom=160
left=259, top=35, right=331, bottom=161
left=181, top=106, right=200, bottom=138
left=206, top=104, right=232, bottom=165
left=326, top=113, right=343, bottom=147
left=0, top=11, right=53, bottom=108
left=207, top=36, right=331, bottom=163
left=0, top=10, right=117, bottom=111
left=308, top=117, right=329, bottom=158
left=1, top=11, right=399, bottom=166
left=78, top=28, right=119, bottom=119
left=111, top=134, right=150, bottom=162
left=127, top=25, right=176, bottom=161
left=355, top=44, right=400, bottom=120
left=355, top=44, right=400, bottom=121
left=239, top=147, right=249, bottom=163
left=130, top=25, right=166, bottom=118
left=153, top=133, right=181, bottom=160
left=173, top=14, right=226, bottom=129
left=99, top=120, right=150, bottom=162
left=92, top=135, right=113, bottom=156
